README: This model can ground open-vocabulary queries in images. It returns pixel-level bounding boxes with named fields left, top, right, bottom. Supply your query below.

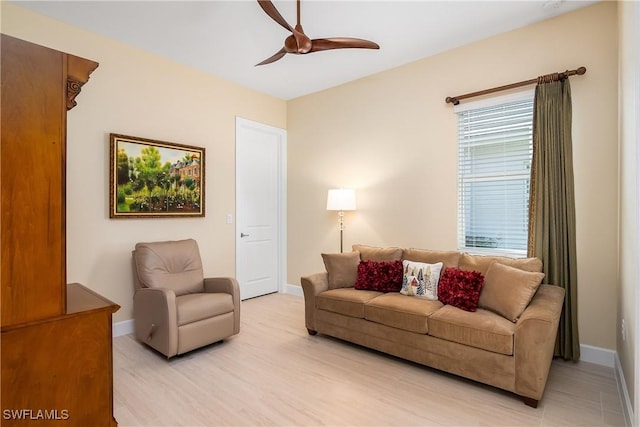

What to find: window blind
left=456, top=95, right=534, bottom=256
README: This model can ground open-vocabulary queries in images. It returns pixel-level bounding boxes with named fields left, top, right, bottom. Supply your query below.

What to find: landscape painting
left=109, top=134, right=205, bottom=218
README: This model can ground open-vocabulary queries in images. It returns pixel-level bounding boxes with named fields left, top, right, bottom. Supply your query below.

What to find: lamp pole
left=338, top=210, right=345, bottom=253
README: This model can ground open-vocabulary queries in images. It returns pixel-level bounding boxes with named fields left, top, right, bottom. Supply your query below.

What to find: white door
left=235, top=117, right=286, bottom=300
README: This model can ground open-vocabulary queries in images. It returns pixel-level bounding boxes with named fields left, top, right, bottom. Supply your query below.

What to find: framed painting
left=109, top=133, right=205, bottom=218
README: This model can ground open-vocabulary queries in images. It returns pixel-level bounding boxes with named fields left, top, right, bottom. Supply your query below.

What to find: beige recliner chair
left=132, top=238, right=240, bottom=358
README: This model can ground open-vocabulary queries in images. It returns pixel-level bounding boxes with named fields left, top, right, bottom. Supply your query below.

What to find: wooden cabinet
left=1, top=34, right=69, bottom=325
left=2, top=285, right=119, bottom=426
left=1, top=34, right=119, bottom=426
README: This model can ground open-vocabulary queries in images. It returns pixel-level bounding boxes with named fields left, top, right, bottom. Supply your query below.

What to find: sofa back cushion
left=353, top=244, right=403, bottom=261
left=322, top=251, right=361, bottom=289
left=134, top=239, right=205, bottom=296
left=459, top=253, right=542, bottom=276
left=403, top=248, right=461, bottom=269
left=478, top=262, right=545, bottom=322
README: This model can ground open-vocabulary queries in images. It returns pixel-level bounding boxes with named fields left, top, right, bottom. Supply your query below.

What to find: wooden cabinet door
left=1, top=35, right=67, bottom=326
left=1, top=310, right=117, bottom=426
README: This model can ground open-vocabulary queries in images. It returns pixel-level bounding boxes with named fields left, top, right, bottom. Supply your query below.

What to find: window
left=455, top=90, right=534, bottom=256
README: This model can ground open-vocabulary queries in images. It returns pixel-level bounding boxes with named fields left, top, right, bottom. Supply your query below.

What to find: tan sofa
left=301, top=245, right=565, bottom=408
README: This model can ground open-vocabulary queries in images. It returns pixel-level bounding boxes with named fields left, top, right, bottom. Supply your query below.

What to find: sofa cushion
left=479, top=262, right=545, bottom=322
left=317, top=288, right=382, bottom=318
left=364, top=293, right=443, bottom=334
left=402, top=248, right=461, bottom=269
left=400, top=260, right=443, bottom=300
left=437, top=267, right=484, bottom=312
left=354, top=260, right=403, bottom=292
left=352, top=244, right=403, bottom=261
left=427, top=305, right=516, bottom=355
left=322, top=251, right=360, bottom=289
left=459, top=253, right=543, bottom=276
left=176, top=293, right=234, bottom=326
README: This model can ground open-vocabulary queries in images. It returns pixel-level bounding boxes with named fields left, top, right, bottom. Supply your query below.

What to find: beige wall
left=617, top=0, right=639, bottom=417
left=287, top=2, right=619, bottom=350
left=2, top=2, right=624, bottom=355
left=1, top=3, right=287, bottom=322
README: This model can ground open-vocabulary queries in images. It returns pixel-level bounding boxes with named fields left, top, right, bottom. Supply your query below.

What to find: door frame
left=234, top=116, right=287, bottom=298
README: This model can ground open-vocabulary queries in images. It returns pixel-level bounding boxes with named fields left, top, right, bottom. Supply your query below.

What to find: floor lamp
left=326, top=189, right=356, bottom=253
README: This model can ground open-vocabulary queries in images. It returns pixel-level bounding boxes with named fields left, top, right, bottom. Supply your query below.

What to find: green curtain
left=528, top=77, right=580, bottom=361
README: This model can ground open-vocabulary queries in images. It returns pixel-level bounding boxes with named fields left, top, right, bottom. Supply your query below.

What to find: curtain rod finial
left=577, top=66, right=586, bottom=75
left=445, top=96, right=460, bottom=106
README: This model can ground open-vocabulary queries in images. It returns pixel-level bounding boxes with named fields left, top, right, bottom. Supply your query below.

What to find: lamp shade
left=326, top=189, right=356, bottom=211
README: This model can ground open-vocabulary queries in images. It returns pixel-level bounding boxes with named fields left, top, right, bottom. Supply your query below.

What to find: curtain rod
left=445, top=66, right=586, bottom=106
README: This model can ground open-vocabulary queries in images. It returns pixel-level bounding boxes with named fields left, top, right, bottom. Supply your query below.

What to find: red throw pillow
left=437, top=267, right=485, bottom=312
left=354, top=260, right=403, bottom=292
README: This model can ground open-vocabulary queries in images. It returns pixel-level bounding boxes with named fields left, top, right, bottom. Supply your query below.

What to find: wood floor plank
left=113, top=293, right=626, bottom=427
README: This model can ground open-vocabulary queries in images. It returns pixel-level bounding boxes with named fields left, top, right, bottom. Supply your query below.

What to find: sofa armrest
left=514, top=284, right=566, bottom=402
left=204, top=277, right=241, bottom=334
left=134, top=287, right=178, bottom=357
left=300, top=272, right=329, bottom=333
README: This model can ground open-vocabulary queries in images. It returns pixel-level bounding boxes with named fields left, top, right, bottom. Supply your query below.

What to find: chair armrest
left=133, top=287, right=179, bottom=358
left=514, top=284, right=565, bottom=401
left=204, top=277, right=241, bottom=335
left=300, top=272, right=329, bottom=333
left=204, top=277, right=239, bottom=296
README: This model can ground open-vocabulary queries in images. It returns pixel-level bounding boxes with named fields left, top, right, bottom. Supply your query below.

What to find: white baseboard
left=113, top=319, right=134, bottom=337
left=615, top=352, right=635, bottom=427
left=580, top=344, right=616, bottom=368
left=284, top=283, right=303, bottom=296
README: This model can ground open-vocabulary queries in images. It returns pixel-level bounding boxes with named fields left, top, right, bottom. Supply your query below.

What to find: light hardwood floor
left=113, top=293, right=626, bottom=427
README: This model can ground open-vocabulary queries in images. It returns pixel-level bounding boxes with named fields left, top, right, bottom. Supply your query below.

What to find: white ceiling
left=14, top=0, right=596, bottom=100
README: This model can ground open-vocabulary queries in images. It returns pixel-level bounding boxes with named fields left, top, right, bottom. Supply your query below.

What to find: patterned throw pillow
left=354, top=260, right=403, bottom=292
left=400, top=260, right=443, bottom=300
left=437, top=267, right=485, bottom=312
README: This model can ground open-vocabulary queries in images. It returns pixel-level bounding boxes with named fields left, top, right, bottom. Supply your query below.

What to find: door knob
left=241, top=233, right=250, bottom=238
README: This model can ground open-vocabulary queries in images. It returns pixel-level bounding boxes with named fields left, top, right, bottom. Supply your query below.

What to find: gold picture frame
left=109, top=133, right=205, bottom=218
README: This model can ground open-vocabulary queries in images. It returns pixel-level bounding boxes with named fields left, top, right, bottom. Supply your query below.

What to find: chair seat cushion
left=427, top=305, right=515, bottom=355
left=316, top=288, right=382, bottom=318
left=176, top=293, right=234, bottom=326
left=364, top=293, right=443, bottom=334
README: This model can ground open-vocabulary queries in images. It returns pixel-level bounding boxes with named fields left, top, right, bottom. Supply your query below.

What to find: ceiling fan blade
left=257, top=0, right=311, bottom=54
left=255, top=48, right=287, bottom=66
left=257, top=0, right=293, bottom=32
left=310, top=38, right=380, bottom=52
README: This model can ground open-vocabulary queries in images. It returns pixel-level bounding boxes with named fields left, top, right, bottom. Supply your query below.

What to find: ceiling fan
left=256, top=0, right=380, bottom=66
